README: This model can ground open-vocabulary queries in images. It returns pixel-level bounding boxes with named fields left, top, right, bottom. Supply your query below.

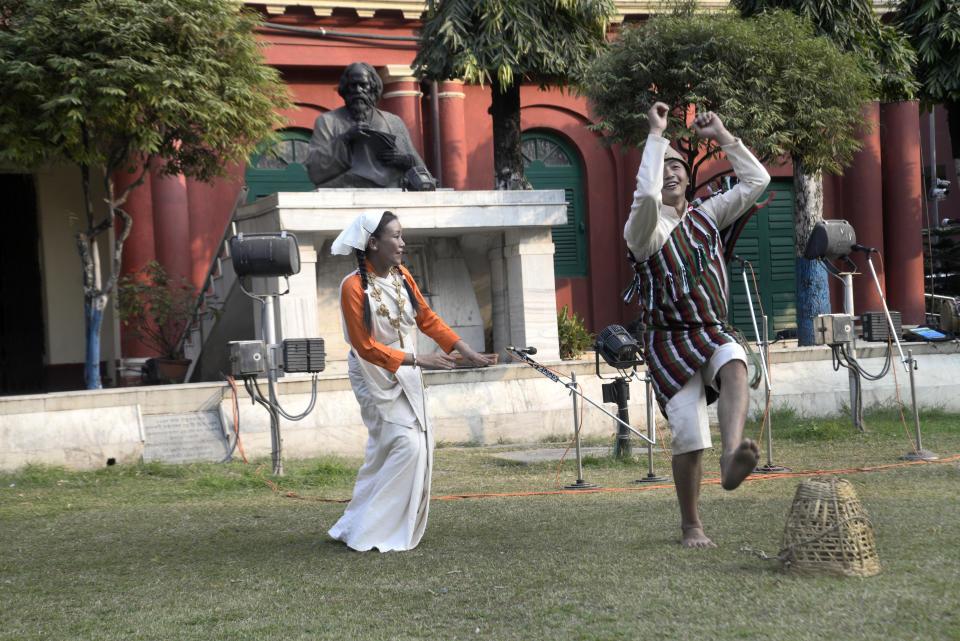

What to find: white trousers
left=664, top=342, right=746, bottom=456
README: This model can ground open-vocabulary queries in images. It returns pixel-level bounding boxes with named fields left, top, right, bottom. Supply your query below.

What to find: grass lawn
left=1, top=407, right=958, bottom=640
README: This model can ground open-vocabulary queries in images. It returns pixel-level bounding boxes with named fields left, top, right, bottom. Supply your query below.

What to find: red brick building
left=3, top=1, right=958, bottom=392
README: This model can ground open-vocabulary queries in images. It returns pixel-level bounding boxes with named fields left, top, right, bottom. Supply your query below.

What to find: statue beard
left=345, top=93, right=376, bottom=122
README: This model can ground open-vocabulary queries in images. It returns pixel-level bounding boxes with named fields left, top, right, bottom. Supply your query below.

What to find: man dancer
left=624, top=102, right=769, bottom=548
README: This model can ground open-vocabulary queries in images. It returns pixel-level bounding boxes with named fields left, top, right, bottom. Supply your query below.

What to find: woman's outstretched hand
left=416, top=352, right=458, bottom=370
left=453, top=341, right=495, bottom=368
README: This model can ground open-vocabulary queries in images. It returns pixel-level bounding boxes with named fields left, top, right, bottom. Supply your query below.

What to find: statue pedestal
left=235, top=189, right=567, bottom=365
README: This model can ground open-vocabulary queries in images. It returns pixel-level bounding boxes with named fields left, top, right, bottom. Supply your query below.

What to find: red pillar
left=114, top=164, right=156, bottom=277
left=378, top=65, right=424, bottom=157
left=842, top=101, right=884, bottom=316
left=187, top=163, right=245, bottom=289
left=113, top=163, right=156, bottom=359
left=438, top=80, right=468, bottom=190
left=881, top=101, right=925, bottom=325
left=151, top=162, right=192, bottom=281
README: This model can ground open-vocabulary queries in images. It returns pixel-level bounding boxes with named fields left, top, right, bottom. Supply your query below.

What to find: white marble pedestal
left=235, top=189, right=567, bottom=365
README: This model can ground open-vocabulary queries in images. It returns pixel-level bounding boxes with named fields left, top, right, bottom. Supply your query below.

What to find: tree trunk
left=490, top=80, right=529, bottom=190
left=793, top=159, right=830, bottom=346
left=77, top=169, right=134, bottom=390
left=84, top=292, right=108, bottom=388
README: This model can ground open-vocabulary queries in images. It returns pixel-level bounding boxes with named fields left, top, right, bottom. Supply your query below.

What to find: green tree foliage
left=413, top=0, right=615, bottom=189
left=0, top=0, right=291, bottom=389
left=894, top=0, right=960, bottom=105
left=583, top=9, right=874, bottom=346
left=583, top=10, right=873, bottom=183
left=894, top=0, right=960, bottom=178
left=894, top=0, right=960, bottom=199
left=734, top=0, right=919, bottom=102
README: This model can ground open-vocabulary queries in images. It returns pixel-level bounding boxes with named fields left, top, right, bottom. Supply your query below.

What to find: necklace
left=369, top=267, right=406, bottom=347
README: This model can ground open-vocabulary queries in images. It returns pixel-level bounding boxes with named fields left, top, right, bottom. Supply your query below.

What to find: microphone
left=507, top=345, right=537, bottom=355
left=851, top=244, right=876, bottom=254
left=730, top=254, right=747, bottom=263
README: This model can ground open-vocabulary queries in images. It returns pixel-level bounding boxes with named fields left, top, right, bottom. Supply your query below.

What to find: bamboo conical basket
left=780, top=477, right=882, bottom=577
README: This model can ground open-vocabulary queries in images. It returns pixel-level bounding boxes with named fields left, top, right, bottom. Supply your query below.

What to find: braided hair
left=355, top=247, right=374, bottom=332
left=355, top=211, right=420, bottom=333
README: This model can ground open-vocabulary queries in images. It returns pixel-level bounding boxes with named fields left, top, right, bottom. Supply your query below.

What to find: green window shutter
left=727, top=179, right=797, bottom=341
left=522, top=132, right=588, bottom=278
left=550, top=188, right=584, bottom=276
left=244, top=128, right=314, bottom=203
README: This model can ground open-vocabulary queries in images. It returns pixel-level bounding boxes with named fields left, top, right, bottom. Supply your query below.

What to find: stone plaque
left=141, top=411, right=230, bottom=464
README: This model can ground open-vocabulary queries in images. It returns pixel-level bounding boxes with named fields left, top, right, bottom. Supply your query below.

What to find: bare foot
left=720, top=439, right=760, bottom=490
left=681, top=525, right=716, bottom=549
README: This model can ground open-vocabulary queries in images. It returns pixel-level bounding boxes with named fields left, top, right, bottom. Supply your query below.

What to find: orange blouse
left=340, top=262, right=460, bottom=373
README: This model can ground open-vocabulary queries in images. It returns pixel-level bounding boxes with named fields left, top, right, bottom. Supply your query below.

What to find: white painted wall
left=34, top=165, right=119, bottom=367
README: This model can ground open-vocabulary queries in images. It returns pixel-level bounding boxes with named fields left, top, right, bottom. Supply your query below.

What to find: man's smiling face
left=662, top=159, right=689, bottom=208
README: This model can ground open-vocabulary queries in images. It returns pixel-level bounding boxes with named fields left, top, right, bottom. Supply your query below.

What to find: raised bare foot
left=681, top=525, right=716, bottom=548
left=720, top=439, right=760, bottom=490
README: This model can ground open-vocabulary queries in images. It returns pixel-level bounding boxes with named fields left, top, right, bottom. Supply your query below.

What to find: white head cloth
left=330, top=210, right=386, bottom=256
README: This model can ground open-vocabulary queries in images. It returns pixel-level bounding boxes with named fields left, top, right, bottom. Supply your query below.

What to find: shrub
left=557, top=304, right=595, bottom=360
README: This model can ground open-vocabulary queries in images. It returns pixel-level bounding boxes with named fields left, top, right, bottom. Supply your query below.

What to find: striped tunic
left=633, top=206, right=739, bottom=408
left=624, top=134, right=770, bottom=410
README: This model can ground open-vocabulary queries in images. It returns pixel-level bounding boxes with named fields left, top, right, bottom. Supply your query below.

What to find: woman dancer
left=328, top=210, right=492, bottom=551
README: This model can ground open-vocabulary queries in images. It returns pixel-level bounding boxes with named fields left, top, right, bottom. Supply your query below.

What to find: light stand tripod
left=592, top=325, right=667, bottom=482
left=820, top=253, right=867, bottom=431
left=240, top=281, right=286, bottom=475
left=633, top=371, right=668, bottom=483
left=228, top=232, right=325, bottom=476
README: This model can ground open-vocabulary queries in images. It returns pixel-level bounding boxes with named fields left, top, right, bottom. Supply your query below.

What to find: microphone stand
left=564, top=371, right=600, bottom=490
left=856, top=249, right=939, bottom=461
left=733, top=257, right=788, bottom=473
left=505, top=347, right=653, bottom=444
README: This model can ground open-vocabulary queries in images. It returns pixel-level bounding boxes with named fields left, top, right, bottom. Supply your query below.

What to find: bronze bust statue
left=304, top=62, right=435, bottom=190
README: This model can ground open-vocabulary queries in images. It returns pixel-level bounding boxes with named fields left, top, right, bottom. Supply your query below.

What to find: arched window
left=522, top=132, right=588, bottom=278
left=244, top=128, right=314, bottom=202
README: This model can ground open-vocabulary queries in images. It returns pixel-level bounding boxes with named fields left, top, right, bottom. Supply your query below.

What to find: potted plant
left=117, top=261, right=220, bottom=384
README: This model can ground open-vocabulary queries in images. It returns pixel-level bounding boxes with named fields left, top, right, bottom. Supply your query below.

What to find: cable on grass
left=262, top=453, right=959, bottom=503
left=220, top=373, right=248, bottom=464
left=254, top=463, right=349, bottom=503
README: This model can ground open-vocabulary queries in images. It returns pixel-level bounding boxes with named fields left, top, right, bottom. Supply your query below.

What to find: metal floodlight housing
left=932, top=177, right=950, bottom=201
left=803, top=220, right=857, bottom=260
left=230, top=231, right=301, bottom=278
left=596, top=324, right=643, bottom=369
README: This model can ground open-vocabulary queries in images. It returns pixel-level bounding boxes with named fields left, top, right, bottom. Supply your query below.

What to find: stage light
left=803, top=220, right=857, bottom=260
left=230, top=231, right=301, bottom=278
left=931, top=177, right=950, bottom=201
left=595, top=324, right=643, bottom=370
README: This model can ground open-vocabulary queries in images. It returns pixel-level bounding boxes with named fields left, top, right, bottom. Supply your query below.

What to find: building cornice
left=245, top=1, right=895, bottom=21
left=245, top=1, right=734, bottom=21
